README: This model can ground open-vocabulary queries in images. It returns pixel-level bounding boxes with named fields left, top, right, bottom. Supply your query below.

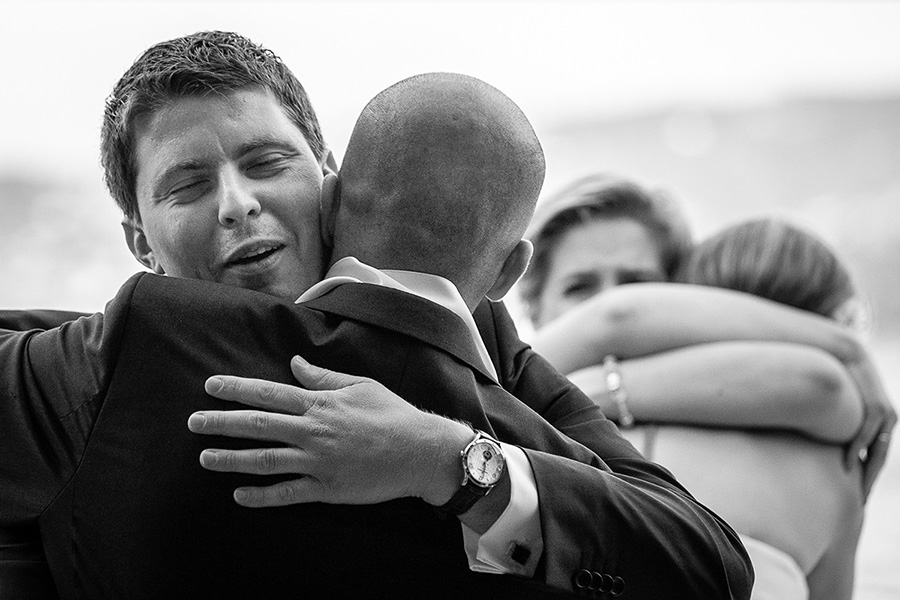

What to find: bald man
left=187, top=72, right=751, bottom=597
left=1, top=51, right=751, bottom=599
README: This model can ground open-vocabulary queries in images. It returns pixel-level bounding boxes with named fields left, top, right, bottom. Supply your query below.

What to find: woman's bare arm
left=531, top=283, right=863, bottom=372
left=567, top=341, right=864, bottom=443
left=531, top=283, right=894, bottom=496
left=530, top=283, right=865, bottom=373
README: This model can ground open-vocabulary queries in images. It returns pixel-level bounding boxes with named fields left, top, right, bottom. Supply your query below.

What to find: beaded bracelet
left=602, top=355, right=634, bottom=428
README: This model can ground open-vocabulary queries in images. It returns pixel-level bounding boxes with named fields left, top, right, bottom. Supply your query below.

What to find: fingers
left=233, top=478, right=323, bottom=508
left=845, top=400, right=882, bottom=470
left=204, top=356, right=370, bottom=412
left=205, top=374, right=310, bottom=415
left=188, top=410, right=307, bottom=444
left=862, top=440, right=888, bottom=500
left=289, top=355, right=366, bottom=391
left=844, top=420, right=875, bottom=470
left=198, top=446, right=309, bottom=476
left=862, top=428, right=894, bottom=500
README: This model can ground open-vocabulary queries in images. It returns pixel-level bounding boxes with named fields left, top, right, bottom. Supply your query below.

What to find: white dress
left=740, top=534, right=808, bottom=600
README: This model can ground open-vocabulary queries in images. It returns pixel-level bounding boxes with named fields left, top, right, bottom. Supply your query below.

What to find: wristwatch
left=438, top=430, right=506, bottom=517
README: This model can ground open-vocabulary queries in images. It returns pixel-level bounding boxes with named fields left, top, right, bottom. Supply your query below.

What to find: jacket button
left=589, top=571, right=605, bottom=591
left=597, top=573, right=614, bottom=593
left=611, top=575, right=625, bottom=596
left=573, top=569, right=593, bottom=591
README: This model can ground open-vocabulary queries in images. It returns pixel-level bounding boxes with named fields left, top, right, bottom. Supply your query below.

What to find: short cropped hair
left=677, top=217, right=856, bottom=320
left=519, top=174, right=692, bottom=318
left=337, top=72, right=544, bottom=292
left=101, top=30, right=326, bottom=222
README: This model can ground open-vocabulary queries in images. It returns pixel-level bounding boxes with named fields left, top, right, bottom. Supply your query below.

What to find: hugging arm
left=530, top=283, right=865, bottom=370
left=531, top=283, right=895, bottom=498
left=190, top=297, right=754, bottom=599
left=0, top=310, right=90, bottom=331
left=0, top=527, right=58, bottom=600
left=194, top=356, right=753, bottom=599
left=188, top=356, right=491, bottom=518
left=0, top=278, right=141, bottom=600
left=567, top=341, right=864, bottom=443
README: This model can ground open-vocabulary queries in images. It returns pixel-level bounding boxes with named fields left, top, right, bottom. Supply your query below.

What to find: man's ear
left=486, top=239, right=533, bottom=302
left=320, top=148, right=339, bottom=176
left=319, top=172, right=340, bottom=248
left=122, top=220, right=165, bottom=274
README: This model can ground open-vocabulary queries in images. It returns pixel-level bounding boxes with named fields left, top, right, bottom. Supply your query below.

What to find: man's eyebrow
left=237, top=137, right=300, bottom=157
left=148, top=137, right=302, bottom=197
left=151, top=160, right=206, bottom=196
left=162, top=159, right=205, bottom=175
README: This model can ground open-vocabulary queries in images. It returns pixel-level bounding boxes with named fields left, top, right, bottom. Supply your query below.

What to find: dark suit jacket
left=1, top=273, right=751, bottom=599
left=0, top=309, right=89, bottom=332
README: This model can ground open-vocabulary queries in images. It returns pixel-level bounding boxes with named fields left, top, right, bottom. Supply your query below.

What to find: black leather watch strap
left=438, top=477, right=492, bottom=517
left=435, top=431, right=504, bottom=518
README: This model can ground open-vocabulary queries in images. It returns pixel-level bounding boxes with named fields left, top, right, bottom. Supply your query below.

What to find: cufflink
left=508, top=542, right=531, bottom=566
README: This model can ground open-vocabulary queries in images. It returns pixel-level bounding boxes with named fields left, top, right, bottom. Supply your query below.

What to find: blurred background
left=1, top=1, right=898, bottom=597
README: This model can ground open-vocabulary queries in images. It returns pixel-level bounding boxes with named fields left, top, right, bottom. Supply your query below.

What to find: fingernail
left=188, top=413, right=207, bottom=431
left=292, top=355, right=309, bottom=366
left=206, top=376, right=224, bottom=393
left=199, top=449, right=218, bottom=467
left=234, top=489, right=249, bottom=503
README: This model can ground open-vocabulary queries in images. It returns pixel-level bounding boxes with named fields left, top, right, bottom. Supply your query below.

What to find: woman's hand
left=844, top=352, right=896, bottom=499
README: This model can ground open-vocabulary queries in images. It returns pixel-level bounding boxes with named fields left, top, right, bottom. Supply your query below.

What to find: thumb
left=290, top=355, right=365, bottom=391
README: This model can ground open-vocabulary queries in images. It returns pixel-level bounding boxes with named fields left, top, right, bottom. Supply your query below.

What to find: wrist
left=417, top=415, right=474, bottom=506
left=436, top=430, right=506, bottom=518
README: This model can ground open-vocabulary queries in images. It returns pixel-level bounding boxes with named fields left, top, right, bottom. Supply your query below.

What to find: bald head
left=330, top=72, right=545, bottom=305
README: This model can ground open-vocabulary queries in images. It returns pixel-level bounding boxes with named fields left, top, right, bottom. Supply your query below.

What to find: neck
left=328, top=251, right=488, bottom=312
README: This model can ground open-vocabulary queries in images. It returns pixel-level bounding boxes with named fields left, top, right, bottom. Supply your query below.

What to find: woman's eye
left=563, top=281, right=593, bottom=297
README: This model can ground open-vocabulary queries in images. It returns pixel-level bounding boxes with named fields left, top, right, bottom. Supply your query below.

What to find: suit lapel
left=473, top=300, right=502, bottom=376
left=302, top=283, right=495, bottom=381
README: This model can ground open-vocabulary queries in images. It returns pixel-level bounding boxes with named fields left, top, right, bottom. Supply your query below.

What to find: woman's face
left=534, top=217, right=666, bottom=327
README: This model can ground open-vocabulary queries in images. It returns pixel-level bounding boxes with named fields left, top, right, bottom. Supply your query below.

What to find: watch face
left=466, top=440, right=504, bottom=487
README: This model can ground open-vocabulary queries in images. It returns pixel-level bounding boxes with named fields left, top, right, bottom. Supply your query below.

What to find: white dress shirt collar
left=297, top=257, right=498, bottom=381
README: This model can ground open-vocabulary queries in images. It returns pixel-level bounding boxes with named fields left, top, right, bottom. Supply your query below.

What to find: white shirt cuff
left=460, top=443, right=543, bottom=576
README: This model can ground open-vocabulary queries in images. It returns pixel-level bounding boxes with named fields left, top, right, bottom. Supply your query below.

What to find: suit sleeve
left=0, top=526, right=58, bottom=600
left=0, top=310, right=92, bottom=332
left=474, top=299, right=754, bottom=599
left=0, top=275, right=140, bottom=595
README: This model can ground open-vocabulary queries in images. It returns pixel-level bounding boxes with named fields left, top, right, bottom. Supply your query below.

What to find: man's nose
left=217, top=168, right=261, bottom=227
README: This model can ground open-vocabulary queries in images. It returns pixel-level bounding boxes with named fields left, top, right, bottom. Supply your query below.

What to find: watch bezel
left=436, top=430, right=506, bottom=518
left=463, top=436, right=505, bottom=488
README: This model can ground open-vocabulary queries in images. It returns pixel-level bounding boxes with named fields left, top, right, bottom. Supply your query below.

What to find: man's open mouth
left=226, top=244, right=283, bottom=267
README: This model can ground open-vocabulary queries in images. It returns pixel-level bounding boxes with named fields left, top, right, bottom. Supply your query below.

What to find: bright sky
left=2, top=0, right=900, bottom=180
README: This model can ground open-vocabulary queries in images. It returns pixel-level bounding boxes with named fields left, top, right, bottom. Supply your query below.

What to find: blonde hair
left=678, top=218, right=856, bottom=319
